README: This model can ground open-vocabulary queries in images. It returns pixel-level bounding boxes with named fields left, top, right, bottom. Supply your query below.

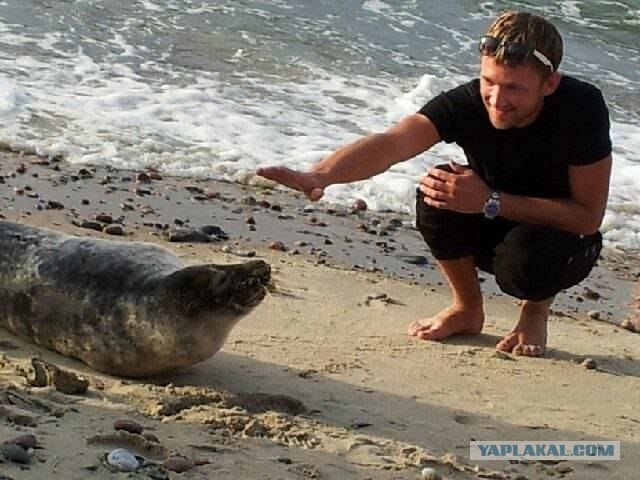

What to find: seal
left=0, top=220, right=271, bottom=377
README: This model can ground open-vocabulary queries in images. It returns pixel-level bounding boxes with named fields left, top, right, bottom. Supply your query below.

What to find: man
left=256, top=11, right=612, bottom=357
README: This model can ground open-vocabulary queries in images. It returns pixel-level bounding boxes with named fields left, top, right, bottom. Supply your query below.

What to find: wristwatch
left=483, top=190, right=501, bottom=219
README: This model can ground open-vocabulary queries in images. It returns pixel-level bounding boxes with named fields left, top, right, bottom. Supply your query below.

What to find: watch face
left=485, top=199, right=500, bottom=218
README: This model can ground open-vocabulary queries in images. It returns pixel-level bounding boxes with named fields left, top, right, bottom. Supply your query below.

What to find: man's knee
left=493, top=225, right=601, bottom=300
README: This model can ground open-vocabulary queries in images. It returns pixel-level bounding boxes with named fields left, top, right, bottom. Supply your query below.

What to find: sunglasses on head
left=479, top=35, right=555, bottom=72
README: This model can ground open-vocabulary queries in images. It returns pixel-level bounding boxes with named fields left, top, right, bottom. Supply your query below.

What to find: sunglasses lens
left=479, top=36, right=500, bottom=55
left=503, top=43, right=530, bottom=63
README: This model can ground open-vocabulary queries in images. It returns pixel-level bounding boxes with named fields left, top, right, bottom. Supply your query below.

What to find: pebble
left=114, top=419, right=144, bottom=435
left=168, top=229, right=211, bottom=243
left=581, top=358, right=597, bottom=370
left=421, top=467, right=442, bottom=480
left=106, top=448, right=139, bottom=472
left=353, top=199, right=367, bottom=211
left=95, top=213, right=114, bottom=224
left=269, top=241, right=286, bottom=251
left=162, top=456, right=195, bottom=473
left=136, top=172, right=151, bottom=183
left=587, top=310, right=600, bottom=320
left=103, top=225, right=124, bottom=236
left=620, top=319, right=638, bottom=333
left=0, top=443, right=31, bottom=464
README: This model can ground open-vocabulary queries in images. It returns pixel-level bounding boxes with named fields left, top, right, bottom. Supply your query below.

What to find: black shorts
left=415, top=187, right=602, bottom=301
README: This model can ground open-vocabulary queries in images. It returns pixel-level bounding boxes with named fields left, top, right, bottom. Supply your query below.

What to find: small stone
left=3, top=434, right=37, bottom=450
left=587, top=310, right=600, bottom=320
left=81, top=199, right=90, bottom=205
left=79, top=220, right=104, bottom=231
left=135, top=187, right=152, bottom=196
left=421, top=467, right=442, bottom=480
left=114, top=419, right=143, bottom=435
left=396, top=254, right=428, bottom=266
left=16, top=163, right=27, bottom=174
left=47, top=200, right=64, bottom=210
left=77, top=168, right=93, bottom=179
left=621, top=319, right=638, bottom=333
left=149, top=171, right=163, bottom=181
left=163, top=456, right=195, bottom=473
left=106, top=448, right=139, bottom=472
left=168, top=229, right=211, bottom=243
left=556, top=465, right=573, bottom=474
left=136, top=172, right=151, bottom=183
left=185, top=185, right=204, bottom=194
left=95, top=213, right=113, bottom=224
left=353, top=199, right=367, bottom=211
left=13, top=187, right=24, bottom=195
left=268, top=241, right=286, bottom=251
left=245, top=216, right=256, bottom=225
left=581, top=358, right=597, bottom=370
left=0, top=443, right=31, bottom=464
left=275, top=456, right=292, bottom=464
left=103, top=225, right=124, bottom=236
left=583, top=286, right=601, bottom=300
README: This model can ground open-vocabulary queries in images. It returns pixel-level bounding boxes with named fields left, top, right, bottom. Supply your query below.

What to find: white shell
left=421, top=467, right=442, bottom=480
left=107, top=448, right=139, bottom=472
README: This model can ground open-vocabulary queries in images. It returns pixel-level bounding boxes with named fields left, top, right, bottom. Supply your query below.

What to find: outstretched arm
left=257, top=113, right=440, bottom=200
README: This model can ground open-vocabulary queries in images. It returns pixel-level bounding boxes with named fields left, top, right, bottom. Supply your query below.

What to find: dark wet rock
left=185, top=185, right=204, bottom=194
left=73, top=219, right=103, bottom=231
left=269, top=241, right=286, bottom=251
left=120, top=202, right=135, bottom=211
left=257, top=200, right=271, bottom=208
left=81, top=198, right=90, bottom=205
left=2, top=434, right=37, bottom=450
left=245, top=216, right=256, bottom=225
left=13, top=187, right=24, bottom=195
left=353, top=199, right=367, bottom=211
left=149, top=171, right=163, bottom=181
left=396, top=254, right=429, bottom=266
left=241, top=195, right=257, bottom=205
left=324, top=239, right=333, bottom=245
left=135, top=187, right=153, bottom=196
left=199, top=225, right=229, bottom=240
left=0, top=176, right=4, bottom=184
left=168, top=229, right=211, bottom=243
left=26, top=358, right=89, bottom=394
left=104, top=225, right=124, bottom=236
left=95, top=213, right=113, bottom=224
left=77, top=168, right=93, bottom=179
left=192, top=194, right=209, bottom=201
left=270, top=204, right=282, bottom=212
left=204, top=189, right=220, bottom=199
left=136, top=172, right=151, bottom=183
left=173, top=218, right=185, bottom=226
left=114, top=419, right=144, bottom=435
left=0, top=443, right=31, bottom=464
left=583, top=286, right=601, bottom=300
left=15, top=163, right=26, bottom=174
left=163, top=456, right=195, bottom=473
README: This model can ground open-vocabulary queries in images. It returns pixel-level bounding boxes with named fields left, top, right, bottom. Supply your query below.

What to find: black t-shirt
left=419, top=76, right=612, bottom=198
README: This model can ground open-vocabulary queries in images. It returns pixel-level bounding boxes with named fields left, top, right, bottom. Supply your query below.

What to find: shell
left=106, top=448, right=139, bottom=472
left=421, top=467, right=442, bottom=480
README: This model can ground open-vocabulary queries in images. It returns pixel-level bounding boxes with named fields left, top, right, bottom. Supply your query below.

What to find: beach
left=0, top=149, right=639, bottom=480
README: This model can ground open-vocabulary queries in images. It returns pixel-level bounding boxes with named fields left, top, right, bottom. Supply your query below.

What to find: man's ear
left=543, top=71, right=562, bottom=96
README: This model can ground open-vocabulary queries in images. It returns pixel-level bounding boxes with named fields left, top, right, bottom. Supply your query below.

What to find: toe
left=417, top=326, right=444, bottom=341
left=496, top=333, right=519, bottom=353
left=408, top=322, right=423, bottom=336
left=522, top=344, right=545, bottom=357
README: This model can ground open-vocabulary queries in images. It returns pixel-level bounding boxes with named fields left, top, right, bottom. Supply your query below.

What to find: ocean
left=0, top=0, right=638, bottom=248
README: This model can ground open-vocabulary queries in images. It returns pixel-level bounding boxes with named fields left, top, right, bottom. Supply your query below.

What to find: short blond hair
left=487, top=10, right=563, bottom=75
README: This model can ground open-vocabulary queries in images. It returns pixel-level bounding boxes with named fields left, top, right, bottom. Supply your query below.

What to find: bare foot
left=256, top=166, right=325, bottom=201
left=408, top=304, right=484, bottom=341
left=496, top=299, right=550, bottom=357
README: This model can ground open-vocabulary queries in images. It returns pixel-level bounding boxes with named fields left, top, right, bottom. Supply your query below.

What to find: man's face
left=480, top=55, right=556, bottom=130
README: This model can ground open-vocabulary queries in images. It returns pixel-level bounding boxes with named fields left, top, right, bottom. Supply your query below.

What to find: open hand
left=419, top=161, right=490, bottom=213
left=256, top=166, right=326, bottom=201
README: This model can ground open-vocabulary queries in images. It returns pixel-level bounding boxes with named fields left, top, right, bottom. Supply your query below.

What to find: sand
left=0, top=149, right=639, bottom=480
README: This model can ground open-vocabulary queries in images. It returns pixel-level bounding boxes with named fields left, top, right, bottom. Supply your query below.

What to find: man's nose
left=488, top=86, right=509, bottom=109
